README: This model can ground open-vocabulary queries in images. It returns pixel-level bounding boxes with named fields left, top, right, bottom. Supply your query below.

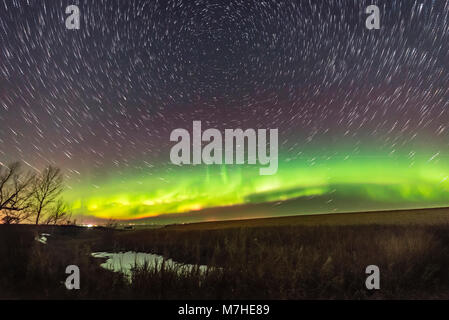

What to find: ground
left=1, top=207, right=449, bottom=299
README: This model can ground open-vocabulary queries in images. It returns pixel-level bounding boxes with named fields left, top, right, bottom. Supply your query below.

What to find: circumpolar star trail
left=1, top=0, right=449, bottom=223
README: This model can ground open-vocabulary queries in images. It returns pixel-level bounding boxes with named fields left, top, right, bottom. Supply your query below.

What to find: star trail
left=1, top=0, right=449, bottom=223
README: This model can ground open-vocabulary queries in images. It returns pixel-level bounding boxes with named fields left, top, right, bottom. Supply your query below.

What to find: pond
left=91, top=251, right=210, bottom=281
left=35, top=233, right=51, bottom=244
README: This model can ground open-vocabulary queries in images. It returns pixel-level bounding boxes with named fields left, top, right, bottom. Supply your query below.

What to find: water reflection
left=35, top=233, right=51, bottom=244
left=91, top=251, right=209, bottom=280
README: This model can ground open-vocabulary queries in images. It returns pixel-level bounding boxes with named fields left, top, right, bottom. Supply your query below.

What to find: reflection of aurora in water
left=65, top=150, right=449, bottom=221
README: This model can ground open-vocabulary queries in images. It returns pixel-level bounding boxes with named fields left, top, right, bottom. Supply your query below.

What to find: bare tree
left=105, top=218, right=118, bottom=229
left=31, top=166, right=64, bottom=225
left=0, top=162, right=34, bottom=224
left=44, top=198, right=72, bottom=225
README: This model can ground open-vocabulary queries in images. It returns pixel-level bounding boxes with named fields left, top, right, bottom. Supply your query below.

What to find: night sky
left=1, top=0, right=449, bottom=223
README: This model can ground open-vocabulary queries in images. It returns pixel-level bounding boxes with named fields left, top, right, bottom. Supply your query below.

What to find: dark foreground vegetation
left=2, top=208, right=449, bottom=299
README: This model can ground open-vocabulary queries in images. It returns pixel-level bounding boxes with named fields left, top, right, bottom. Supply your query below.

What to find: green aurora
left=65, top=148, right=449, bottom=221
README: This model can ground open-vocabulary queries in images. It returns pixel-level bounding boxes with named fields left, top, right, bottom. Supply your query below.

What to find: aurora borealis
left=63, top=148, right=449, bottom=222
left=1, top=0, right=449, bottom=223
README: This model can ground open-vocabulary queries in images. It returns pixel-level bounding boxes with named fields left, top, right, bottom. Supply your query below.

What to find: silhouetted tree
left=30, top=166, right=64, bottom=225
left=44, top=198, right=72, bottom=225
left=0, top=162, right=34, bottom=224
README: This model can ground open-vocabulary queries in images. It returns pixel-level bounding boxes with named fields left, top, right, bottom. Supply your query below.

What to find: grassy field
left=2, top=207, right=449, bottom=299
left=162, top=206, right=449, bottom=230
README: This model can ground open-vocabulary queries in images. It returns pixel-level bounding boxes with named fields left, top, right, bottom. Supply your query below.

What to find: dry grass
left=2, top=208, right=449, bottom=299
